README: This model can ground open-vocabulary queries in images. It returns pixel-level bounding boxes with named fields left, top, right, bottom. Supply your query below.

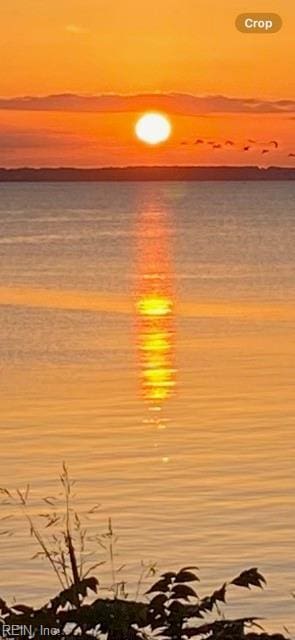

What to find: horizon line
left=1, top=165, right=295, bottom=182
left=1, top=165, right=295, bottom=170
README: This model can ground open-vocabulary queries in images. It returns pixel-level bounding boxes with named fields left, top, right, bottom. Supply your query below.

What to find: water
left=0, top=181, right=294, bottom=630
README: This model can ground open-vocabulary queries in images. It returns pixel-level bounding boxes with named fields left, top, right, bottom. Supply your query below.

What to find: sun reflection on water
left=135, top=204, right=176, bottom=406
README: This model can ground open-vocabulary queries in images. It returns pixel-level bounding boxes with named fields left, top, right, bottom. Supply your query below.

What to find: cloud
left=0, top=93, right=294, bottom=115
left=0, top=130, right=88, bottom=152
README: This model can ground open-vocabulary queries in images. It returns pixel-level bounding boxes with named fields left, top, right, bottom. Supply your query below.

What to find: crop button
left=235, top=13, right=282, bottom=33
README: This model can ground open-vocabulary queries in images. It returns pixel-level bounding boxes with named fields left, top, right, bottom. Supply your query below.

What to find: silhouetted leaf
left=184, top=624, right=212, bottom=638
left=49, top=577, right=99, bottom=611
left=211, top=583, right=227, bottom=603
left=146, top=577, right=172, bottom=594
left=183, top=617, right=259, bottom=638
left=0, top=598, right=11, bottom=615
left=171, top=584, right=197, bottom=600
left=161, top=571, right=177, bottom=580
left=12, top=604, right=34, bottom=614
left=175, top=570, right=199, bottom=583
left=198, top=596, right=214, bottom=613
left=149, top=593, right=167, bottom=612
left=231, top=568, right=266, bottom=589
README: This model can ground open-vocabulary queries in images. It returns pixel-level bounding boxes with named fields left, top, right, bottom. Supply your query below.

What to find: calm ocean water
left=0, top=181, right=294, bottom=630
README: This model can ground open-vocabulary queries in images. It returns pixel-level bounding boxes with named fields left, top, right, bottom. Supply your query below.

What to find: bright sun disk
left=135, top=112, right=171, bottom=145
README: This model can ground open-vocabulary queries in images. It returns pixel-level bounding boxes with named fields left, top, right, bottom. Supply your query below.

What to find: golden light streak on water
left=135, top=204, right=176, bottom=404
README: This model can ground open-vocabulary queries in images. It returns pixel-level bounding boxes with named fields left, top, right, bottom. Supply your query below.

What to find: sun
left=135, top=112, right=172, bottom=145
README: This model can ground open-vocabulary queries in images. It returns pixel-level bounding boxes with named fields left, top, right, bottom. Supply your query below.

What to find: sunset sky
left=1, top=0, right=294, bottom=166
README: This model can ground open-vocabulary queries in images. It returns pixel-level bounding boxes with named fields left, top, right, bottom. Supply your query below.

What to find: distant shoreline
left=0, top=166, right=295, bottom=181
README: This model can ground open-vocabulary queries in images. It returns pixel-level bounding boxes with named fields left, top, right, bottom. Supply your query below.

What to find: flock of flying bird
left=179, top=138, right=295, bottom=157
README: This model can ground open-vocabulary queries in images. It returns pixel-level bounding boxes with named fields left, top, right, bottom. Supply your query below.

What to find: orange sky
left=0, top=0, right=294, bottom=166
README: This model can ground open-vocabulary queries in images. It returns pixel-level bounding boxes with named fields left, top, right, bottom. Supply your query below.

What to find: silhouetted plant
left=0, top=464, right=107, bottom=591
left=0, top=566, right=287, bottom=640
left=0, top=468, right=290, bottom=640
left=136, top=566, right=267, bottom=640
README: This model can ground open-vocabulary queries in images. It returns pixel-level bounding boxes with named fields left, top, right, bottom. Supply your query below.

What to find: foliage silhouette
left=0, top=567, right=288, bottom=640
left=0, top=468, right=289, bottom=640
